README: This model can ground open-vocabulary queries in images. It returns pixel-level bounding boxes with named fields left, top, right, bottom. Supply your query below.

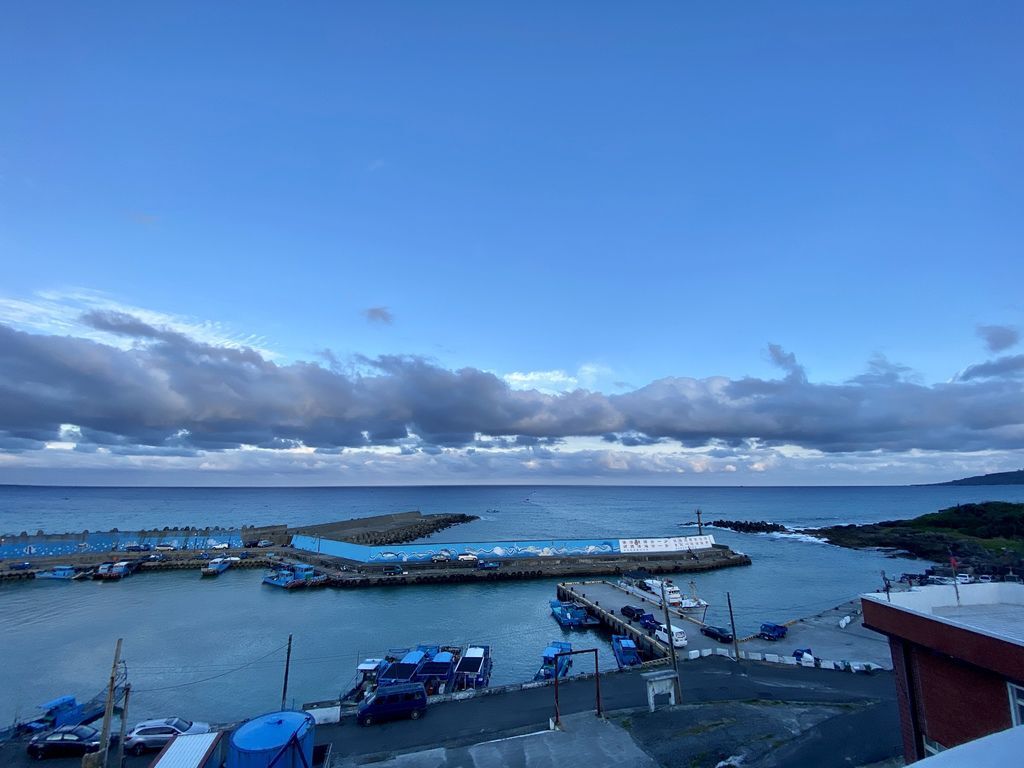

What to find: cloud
left=977, top=324, right=1020, bottom=353
left=0, top=289, right=275, bottom=357
left=363, top=307, right=394, bottom=325
left=2, top=315, right=1024, bottom=469
left=958, top=355, right=1024, bottom=381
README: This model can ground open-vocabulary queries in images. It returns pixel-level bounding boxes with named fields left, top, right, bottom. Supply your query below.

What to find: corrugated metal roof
left=152, top=732, right=221, bottom=768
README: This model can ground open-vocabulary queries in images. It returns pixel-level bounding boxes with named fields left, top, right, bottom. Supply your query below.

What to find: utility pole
left=659, top=582, right=682, bottom=701
left=98, top=638, right=122, bottom=768
left=727, top=592, right=741, bottom=664
left=115, top=684, right=131, bottom=768
left=281, top=634, right=293, bottom=710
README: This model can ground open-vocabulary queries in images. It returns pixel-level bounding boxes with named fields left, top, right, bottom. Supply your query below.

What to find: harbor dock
left=2, top=512, right=752, bottom=587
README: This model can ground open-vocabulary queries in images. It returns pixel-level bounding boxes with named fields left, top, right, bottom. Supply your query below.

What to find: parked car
left=476, top=561, right=500, bottom=570
left=256, top=540, right=274, bottom=548
left=655, top=623, right=688, bottom=648
left=123, top=717, right=211, bottom=755
left=978, top=574, right=994, bottom=583
left=700, top=625, right=734, bottom=643
left=758, top=623, right=788, bottom=641
left=10, top=561, right=33, bottom=570
left=430, top=554, right=450, bottom=563
left=381, top=565, right=406, bottom=576
left=154, top=543, right=178, bottom=552
left=639, top=613, right=660, bottom=630
left=147, top=553, right=166, bottom=562
left=26, top=725, right=110, bottom=759
left=457, top=553, right=478, bottom=562
left=621, top=605, right=645, bottom=621
left=123, top=544, right=152, bottom=552
left=356, top=683, right=427, bottom=726
left=210, top=542, right=229, bottom=550
left=243, top=540, right=260, bottom=548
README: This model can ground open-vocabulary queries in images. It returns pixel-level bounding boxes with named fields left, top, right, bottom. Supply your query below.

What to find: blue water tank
left=227, top=711, right=315, bottom=768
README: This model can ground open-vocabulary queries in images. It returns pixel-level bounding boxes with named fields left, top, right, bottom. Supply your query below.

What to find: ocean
left=3, top=483, right=1023, bottom=725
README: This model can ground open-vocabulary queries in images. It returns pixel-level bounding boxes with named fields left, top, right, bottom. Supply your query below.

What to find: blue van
left=356, top=682, right=427, bottom=726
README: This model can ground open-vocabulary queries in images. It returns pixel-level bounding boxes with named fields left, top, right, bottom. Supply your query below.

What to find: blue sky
left=1, top=2, right=1022, bottom=485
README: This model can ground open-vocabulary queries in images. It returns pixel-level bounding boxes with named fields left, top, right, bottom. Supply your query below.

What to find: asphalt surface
left=1, top=658, right=898, bottom=767
left=323, top=657, right=897, bottom=762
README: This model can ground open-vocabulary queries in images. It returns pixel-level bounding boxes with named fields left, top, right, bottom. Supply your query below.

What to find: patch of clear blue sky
left=2, top=1, right=1021, bottom=390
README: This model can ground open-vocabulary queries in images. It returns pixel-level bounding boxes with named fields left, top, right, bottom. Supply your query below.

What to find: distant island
left=929, top=469, right=1024, bottom=486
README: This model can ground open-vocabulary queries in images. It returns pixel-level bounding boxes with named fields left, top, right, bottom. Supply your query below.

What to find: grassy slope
left=814, top=502, right=1024, bottom=566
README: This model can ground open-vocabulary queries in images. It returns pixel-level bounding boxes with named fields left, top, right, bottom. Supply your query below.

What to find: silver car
left=123, top=717, right=211, bottom=754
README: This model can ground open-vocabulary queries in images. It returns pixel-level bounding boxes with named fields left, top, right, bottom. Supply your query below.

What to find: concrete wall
left=291, top=534, right=716, bottom=564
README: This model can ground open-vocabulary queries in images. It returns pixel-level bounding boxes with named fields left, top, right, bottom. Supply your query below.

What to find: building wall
left=913, top=644, right=1013, bottom=750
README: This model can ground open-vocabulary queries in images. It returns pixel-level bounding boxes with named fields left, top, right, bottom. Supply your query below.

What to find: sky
left=1, top=2, right=1023, bottom=486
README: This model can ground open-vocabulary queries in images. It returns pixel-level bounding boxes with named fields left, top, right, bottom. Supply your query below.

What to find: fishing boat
left=549, top=599, right=600, bottom=628
left=36, top=565, right=76, bottom=581
left=617, top=572, right=683, bottom=609
left=262, top=562, right=327, bottom=589
left=452, top=645, right=492, bottom=691
left=413, top=646, right=462, bottom=695
left=378, top=649, right=431, bottom=687
left=533, top=641, right=572, bottom=681
left=93, top=561, right=131, bottom=581
left=201, top=557, right=231, bottom=577
left=339, top=659, right=387, bottom=704
left=677, top=580, right=709, bottom=615
left=611, top=635, right=643, bottom=669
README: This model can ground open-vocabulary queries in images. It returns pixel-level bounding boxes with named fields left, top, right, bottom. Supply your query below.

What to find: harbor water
left=3, top=484, right=1024, bottom=725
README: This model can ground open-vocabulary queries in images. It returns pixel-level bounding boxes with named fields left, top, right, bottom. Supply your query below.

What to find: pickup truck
left=758, top=622, right=788, bottom=641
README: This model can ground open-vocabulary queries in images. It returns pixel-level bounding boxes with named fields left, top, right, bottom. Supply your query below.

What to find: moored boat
left=378, top=649, right=430, bottom=687
left=36, top=565, right=76, bottom=581
left=262, top=562, right=327, bottom=589
left=611, top=635, right=643, bottom=669
left=452, top=645, right=492, bottom=690
left=533, top=641, right=572, bottom=681
left=93, top=561, right=131, bottom=581
left=413, top=646, right=462, bottom=695
left=201, top=557, right=231, bottom=577
left=677, top=580, right=709, bottom=615
left=549, top=599, right=601, bottom=628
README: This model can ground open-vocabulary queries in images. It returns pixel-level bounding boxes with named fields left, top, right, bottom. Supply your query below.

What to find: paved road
left=322, top=657, right=896, bottom=761
left=0, top=658, right=896, bottom=767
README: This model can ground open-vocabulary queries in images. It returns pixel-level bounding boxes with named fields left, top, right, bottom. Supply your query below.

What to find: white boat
left=677, top=581, right=709, bottom=614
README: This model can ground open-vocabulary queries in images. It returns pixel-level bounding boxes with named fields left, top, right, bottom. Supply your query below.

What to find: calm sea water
left=3, top=484, right=1023, bottom=725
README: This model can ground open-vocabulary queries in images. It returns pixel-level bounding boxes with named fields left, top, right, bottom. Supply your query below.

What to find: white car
left=655, top=624, right=689, bottom=648
left=154, top=543, right=178, bottom=552
left=457, top=553, right=478, bottom=562
left=123, top=717, right=211, bottom=755
left=210, top=542, right=229, bottom=550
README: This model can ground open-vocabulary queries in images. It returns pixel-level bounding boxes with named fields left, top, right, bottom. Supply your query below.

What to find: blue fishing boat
left=452, top=645, right=492, bottom=691
left=549, top=599, right=600, bottom=628
left=378, top=649, right=430, bottom=687
left=262, top=562, right=327, bottom=588
left=36, top=565, right=76, bottom=580
left=533, top=641, right=573, bottom=681
left=93, top=561, right=131, bottom=581
left=413, top=646, right=462, bottom=695
left=611, top=635, right=643, bottom=669
left=201, top=557, right=231, bottom=577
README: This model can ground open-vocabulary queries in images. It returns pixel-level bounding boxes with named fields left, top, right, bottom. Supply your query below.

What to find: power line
left=131, top=642, right=288, bottom=693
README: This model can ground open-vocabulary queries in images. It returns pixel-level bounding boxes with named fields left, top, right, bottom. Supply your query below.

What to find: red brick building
left=862, top=584, right=1024, bottom=762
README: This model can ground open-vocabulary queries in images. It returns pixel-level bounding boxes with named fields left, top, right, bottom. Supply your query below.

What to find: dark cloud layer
left=1, top=318, right=1024, bottom=457
left=977, top=324, right=1020, bottom=353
